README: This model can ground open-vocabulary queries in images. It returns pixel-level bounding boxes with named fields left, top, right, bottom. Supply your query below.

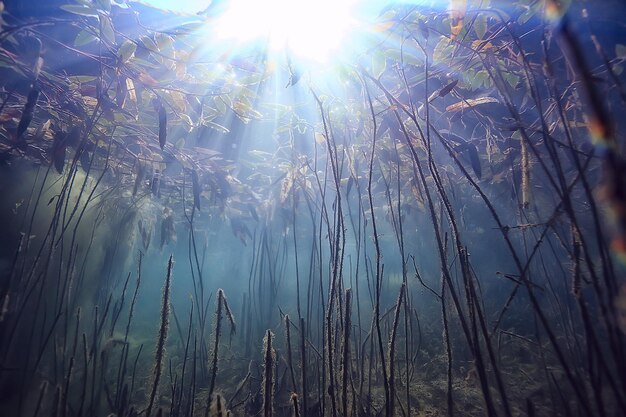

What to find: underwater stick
left=388, top=284, right=405, bottom=417
left=60, top=308, right=80, bottom=416
left=262, top=329, right=275, bottom=417
left=361, top=75, right=390, bottom=417
left=87, top=306, right=99, bottom=415
left=291, top=393, right=300, bottom=417
left=51, top=385, right=61, bottom=417
left=441, top=267, right=454, bottom=417
left=540, top=34, right=622, bottom=358
left=520, top=126, right=531, bottom=209
left=430, top=90, right=595, bottom=413
left=341, top=288, right=352, bottom=417
left=299, top=317, right=307, bottom=417
left=553, top=14, right=626, bottom=393
left=205, top=289, right=226, bottom=417
left=368, top=68, right=503, bottom=416
left=221, top=293, right=236, bottom=342
left=175, top=303, right=193, bottom=417
left=209, top=393, right=229, bottom=417
left=113, top=253, right=143, bottom=408
left=31, top=381, right=48, bottom=417
left=130, top=345, right=143, bottom=409
left=290, top=178, right=303, bottom=321
left=482, top=5, right=621, bottom=362
left=146, top=255, right=174, bottom=417
left=76, top=333, right=88, bottom=417
left=285, top=315, right=297, bottom=392
left=109, top=272, right=131, bottom=338
left=312, top=91, right=342, bottom=417
left=187, top=336, right=197, bottom=417
left=227, top=369, right=251, bottom=408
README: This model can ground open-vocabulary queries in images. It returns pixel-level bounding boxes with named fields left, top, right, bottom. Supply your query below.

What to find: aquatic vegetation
left=0, top=0, right=625, bottom=416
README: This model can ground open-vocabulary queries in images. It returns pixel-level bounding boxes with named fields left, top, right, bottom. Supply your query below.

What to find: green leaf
left=74, top=29, right=97, bottom=47
left=214, top=96, right=227, bottom=115
left=68, top=75, right=98, bottom=84
left=204, top=120, right=230, bottom=133
left=234, top=100, right=262, bottom=120
left=384, top=48, right=423, bottom=67
left=616, top=44, right=626, bottom=59
left=471, top=70, right=489, bottom=90
left=99, top=13, right=115, bottom=45
left=140, top=35, right=159, bottom=53
left=517, top=7, right=534, bottom=25
left=154, top=33, right=174, bottom=51
left=474, top=14, right=487, bottom=40
left=118, top=40, right=136, bottom=64
left=60, top=4, right=98, bottom=16
left=433, top=36, right=454, bottom=64
left=94, top=0, right=111, bottom=12
left=503, top=72, right=520, bottom=88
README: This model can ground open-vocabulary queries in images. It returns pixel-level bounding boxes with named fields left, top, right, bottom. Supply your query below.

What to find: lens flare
left=213, top=0, right=360, bottom=63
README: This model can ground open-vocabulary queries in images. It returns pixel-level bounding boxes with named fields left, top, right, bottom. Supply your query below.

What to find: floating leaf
left=118, top=40, right=136, bottom=64
left=433, top=36, right=454, bottom=63
left=16, top=88, right=40, bottom=139
left=78, top=149, right=91, bottom=172
left=154, top=33, right=174, bottom=51
left=233, top=100, right=262, bottom=120
left=68, top=75, right=98, bottom=84
left=140, top=35, right=159, bottom=52
left=167, top=90, right=187, bottom=113
left=384, top=48, right=423, bottom=67
left=616, top=44, right=626, bottom=59
left=51, top=130, right=68, bottom=174
left=157, top=102, right=167, bottom=150
left=214, top=96, right=227, bottom=114
left=446, top=96, right=499, bottom=112
left=171, top=137, right=183, bottom=150
left=74, top=29, right=97, bottom=46
left=94, top=0, right=111, bottom=12
left=99, top=13, right=115, bottom=45
left=138, top=71, right=159, bottom=87
left=503, top=72, right=520, bottom=88
left=204, top=120, right=230, bottom=133
left=474, top=13, right=487, bottom=39
left=60, top=4, right=98, bottom=16
left=517, top=4, right=539, bottom=25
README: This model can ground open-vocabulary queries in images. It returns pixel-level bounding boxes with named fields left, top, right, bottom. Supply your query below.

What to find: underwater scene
left=1, top=0, right=626, bottom=416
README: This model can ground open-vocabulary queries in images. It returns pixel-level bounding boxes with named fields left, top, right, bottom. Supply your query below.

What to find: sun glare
left=213, top=0, right=361, bottom=63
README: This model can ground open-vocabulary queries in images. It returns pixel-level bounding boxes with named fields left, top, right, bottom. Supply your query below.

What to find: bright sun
left=213, top=0, right=360, bottom=63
